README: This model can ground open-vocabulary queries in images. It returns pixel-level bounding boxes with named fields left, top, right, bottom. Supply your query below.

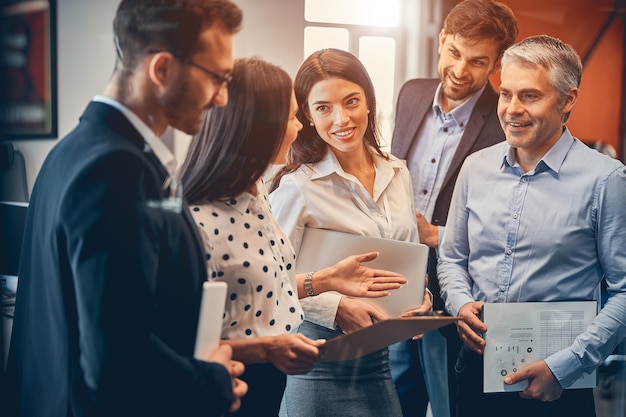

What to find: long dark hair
left=180, top=57, right=292, bottom=204
left=271, top=48, right=386, bottom=191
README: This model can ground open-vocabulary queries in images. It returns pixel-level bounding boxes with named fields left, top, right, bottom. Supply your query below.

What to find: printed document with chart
left=482, top=301, right=598, bottom=393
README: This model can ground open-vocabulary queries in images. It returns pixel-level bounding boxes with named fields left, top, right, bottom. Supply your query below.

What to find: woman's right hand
left=335, top=297, right=387, bottom=334
left=265, top=334, right=326, bottom=375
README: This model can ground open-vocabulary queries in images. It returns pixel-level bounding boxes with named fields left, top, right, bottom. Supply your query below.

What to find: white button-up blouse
left=269, top=148, right=418, bottom=329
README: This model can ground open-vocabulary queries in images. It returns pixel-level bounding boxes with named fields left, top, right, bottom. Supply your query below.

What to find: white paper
left=482, top=301, right=598, bottom=393
left=194, top=281, right=228, bottom=360
left=295, top=228, right=429, bottom=317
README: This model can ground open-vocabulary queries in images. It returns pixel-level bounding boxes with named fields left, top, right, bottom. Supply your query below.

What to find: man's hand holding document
left=481, top=301, right=598, bottom=394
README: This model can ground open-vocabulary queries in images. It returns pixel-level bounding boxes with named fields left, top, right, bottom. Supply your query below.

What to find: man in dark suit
left=389, top=1, right=518, bottom=416
left=2, top=1, right=247, bottom=416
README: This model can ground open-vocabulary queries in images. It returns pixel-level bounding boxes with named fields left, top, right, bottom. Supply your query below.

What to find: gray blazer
left=391, top=78, right=505, bottom=311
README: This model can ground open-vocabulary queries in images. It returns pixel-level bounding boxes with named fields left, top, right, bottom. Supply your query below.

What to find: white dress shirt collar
left=312, top=147, right=405, bottom=201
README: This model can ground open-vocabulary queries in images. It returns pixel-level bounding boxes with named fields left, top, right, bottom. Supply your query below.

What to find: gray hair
left=501, top=35, right=582, bottom=105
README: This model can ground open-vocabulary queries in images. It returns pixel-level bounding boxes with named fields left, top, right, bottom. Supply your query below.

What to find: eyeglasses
left=148, top=50, right=232, bottom=87
left=179, top=57, right=233, bottom=87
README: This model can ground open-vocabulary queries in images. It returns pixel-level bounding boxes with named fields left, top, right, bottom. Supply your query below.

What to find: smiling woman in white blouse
left=270, top=49, right=432, bottom=417
left=178, top=57, right=409, bottom=417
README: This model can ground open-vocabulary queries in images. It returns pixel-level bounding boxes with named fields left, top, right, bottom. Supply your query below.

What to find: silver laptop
left=296, top=228, right=428, bottom=317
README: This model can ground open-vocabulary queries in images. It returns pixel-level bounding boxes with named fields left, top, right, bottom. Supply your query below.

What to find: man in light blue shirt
left=438, top=35, right=626, bottom=417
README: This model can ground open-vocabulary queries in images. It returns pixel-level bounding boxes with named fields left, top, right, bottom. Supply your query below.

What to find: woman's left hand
left=335, top=297, right=387, bottom=334
left=400, top=288, right=433, bottom=317
left=399, top=279, right=433, bottom=339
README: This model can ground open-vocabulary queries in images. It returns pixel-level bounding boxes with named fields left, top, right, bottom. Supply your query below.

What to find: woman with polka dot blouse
left=179, top=57, right=409, bottom=417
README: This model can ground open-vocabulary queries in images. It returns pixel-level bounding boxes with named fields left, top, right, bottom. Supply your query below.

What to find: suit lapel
left=83, top=101, right=173, bottom=186
left=392, top=79, right=439, bottom=159
left=81, top=101, right=207, bottom=280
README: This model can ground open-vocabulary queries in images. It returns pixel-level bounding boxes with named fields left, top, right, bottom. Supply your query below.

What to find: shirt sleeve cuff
left=437, top=225, right=444, bottom=248
left=544, top=348, right=584, bottom=388
left=449, top=295, right=475, bottom=317
left=298, top=292, right=342, bottom=329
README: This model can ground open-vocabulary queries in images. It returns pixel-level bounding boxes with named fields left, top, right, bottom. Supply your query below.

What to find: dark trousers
left=228, top=363, right=286, bottom=417
left=455, top=345, right=596, bottom=417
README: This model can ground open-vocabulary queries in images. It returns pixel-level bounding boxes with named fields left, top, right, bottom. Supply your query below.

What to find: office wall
left=10, top=0, right=116, bottom=194
left=8, top=0, right=625, bottom=195
left=495, top=0, right=624, bottom=157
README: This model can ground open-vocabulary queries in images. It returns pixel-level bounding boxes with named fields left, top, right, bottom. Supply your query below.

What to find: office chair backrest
left=0, top=143, right=29, bottom=203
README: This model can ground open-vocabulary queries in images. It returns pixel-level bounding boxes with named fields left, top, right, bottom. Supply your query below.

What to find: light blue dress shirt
left=438, top=128, right=626, bottom=387
left=407, top=83, right=485, bottom=222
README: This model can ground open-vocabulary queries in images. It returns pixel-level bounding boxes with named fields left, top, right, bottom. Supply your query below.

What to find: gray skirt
left=279, top=320, right=402, bottom=417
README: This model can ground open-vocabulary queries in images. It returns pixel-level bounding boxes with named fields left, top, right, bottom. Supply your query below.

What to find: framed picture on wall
left=1, top=0, right=57, bottom=140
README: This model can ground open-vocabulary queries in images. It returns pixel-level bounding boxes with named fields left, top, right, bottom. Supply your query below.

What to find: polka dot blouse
left=190, top=180, right=304, bottom=340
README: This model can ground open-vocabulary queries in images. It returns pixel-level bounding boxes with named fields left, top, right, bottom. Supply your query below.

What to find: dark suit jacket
left=2, top=102, right=233, bottom=417
left=391, top=79, right=504, bottom=312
